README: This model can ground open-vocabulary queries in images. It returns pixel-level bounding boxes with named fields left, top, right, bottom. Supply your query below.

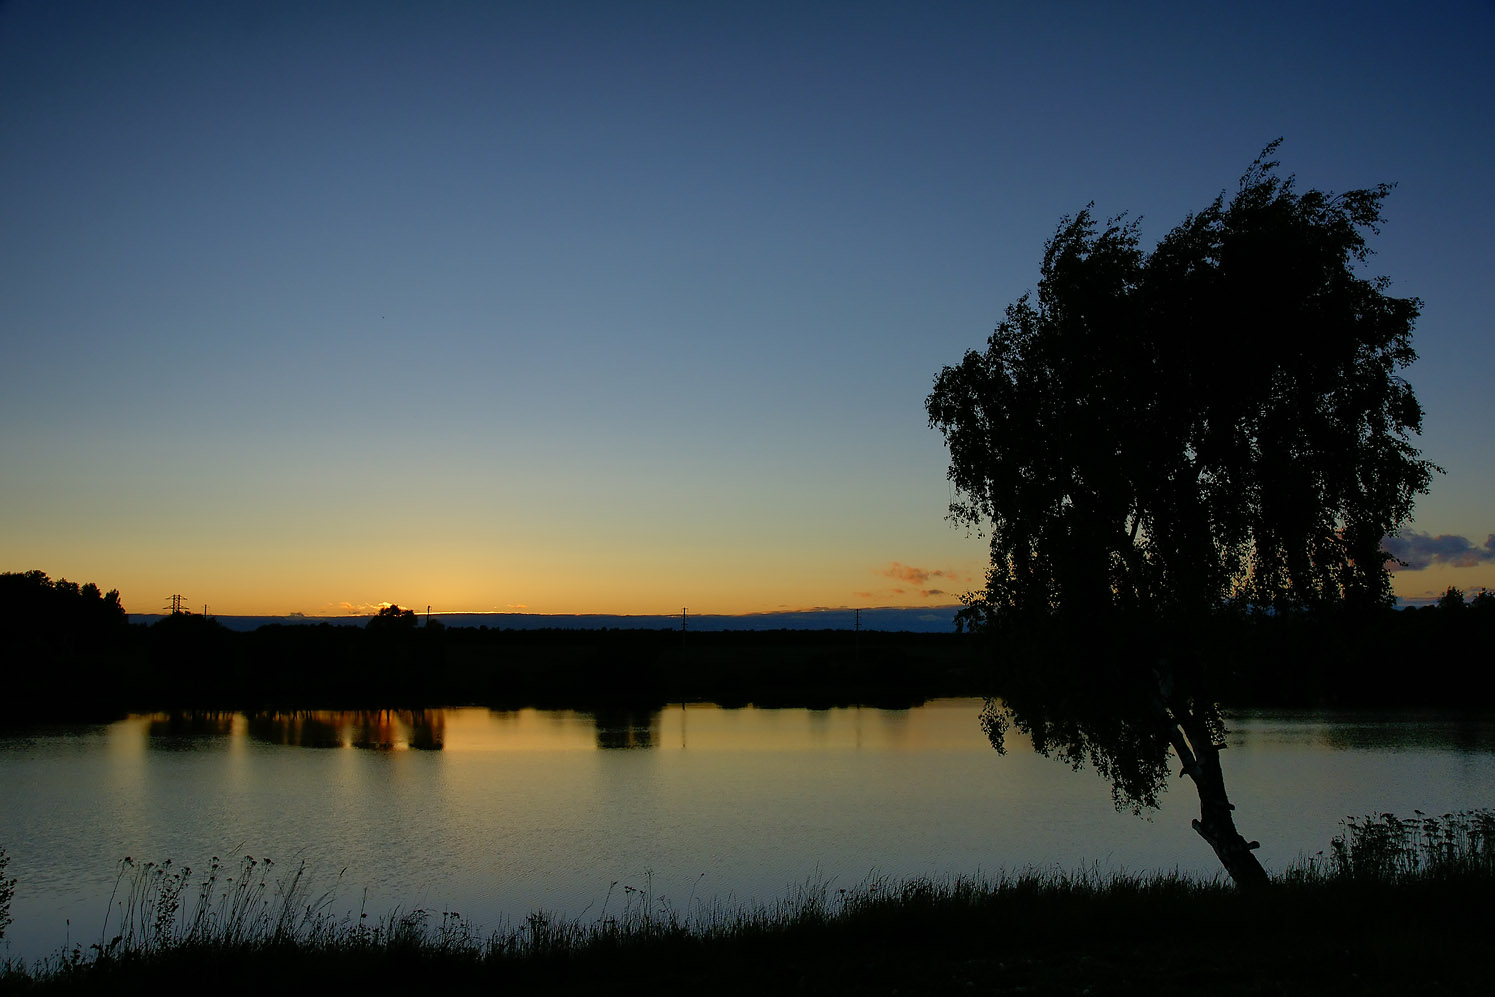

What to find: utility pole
left=165, top=594, right=188, bottom=615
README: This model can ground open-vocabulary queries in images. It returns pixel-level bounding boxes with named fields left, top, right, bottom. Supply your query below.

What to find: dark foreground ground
left=5, top=872, right=1491, bottom=996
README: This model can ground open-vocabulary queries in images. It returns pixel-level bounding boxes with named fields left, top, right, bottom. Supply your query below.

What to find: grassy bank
left=3, top=812, right=1492, bottom=995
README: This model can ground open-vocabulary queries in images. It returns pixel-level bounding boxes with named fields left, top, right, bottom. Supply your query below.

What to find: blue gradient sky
left=3, top=1, right=1491, bottom=616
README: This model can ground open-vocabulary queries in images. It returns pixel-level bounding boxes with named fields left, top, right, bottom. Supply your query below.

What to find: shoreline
left=4, top=856, right=1492, bottom=995
left=7, top=606, right=1495, bottom=721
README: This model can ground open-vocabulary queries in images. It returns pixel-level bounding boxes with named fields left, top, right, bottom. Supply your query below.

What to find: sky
left=2, top=0, right=1492, bottom=618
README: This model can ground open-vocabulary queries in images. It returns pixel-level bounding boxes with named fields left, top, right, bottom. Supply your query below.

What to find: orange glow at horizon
left=38, top=546, right=981, bottom=619
left=19, top=544, right=1484, bottom=619
left=88, top=568, right=1495, bottom=619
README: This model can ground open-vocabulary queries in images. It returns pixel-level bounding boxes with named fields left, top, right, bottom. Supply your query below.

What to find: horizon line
left=134, top=604, right=966, bottom=620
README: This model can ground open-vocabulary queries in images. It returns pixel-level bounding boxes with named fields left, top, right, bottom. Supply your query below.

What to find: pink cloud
left=880, top=562, right=965, bottom=586
left=855, top=564, right=969, bottom=604
left=334, top=600, right=396, bottom=615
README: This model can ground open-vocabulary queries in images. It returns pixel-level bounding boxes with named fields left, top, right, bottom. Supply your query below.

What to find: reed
left=1284, top=808, right=1495, bottom=884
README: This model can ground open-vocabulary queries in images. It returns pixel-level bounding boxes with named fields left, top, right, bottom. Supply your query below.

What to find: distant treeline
left=1209, top=591, right=1495, bottom=708
left=2, top=570, right=1492, bottom=719
left=1, top=573, right=986, bottom=715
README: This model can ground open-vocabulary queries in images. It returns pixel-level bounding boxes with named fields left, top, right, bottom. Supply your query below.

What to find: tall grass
left=1287, top=809, right=1495, bottom=884
left=92, top=854, right=344, bottom=959
left=0, top=856, right=1218, bottom=981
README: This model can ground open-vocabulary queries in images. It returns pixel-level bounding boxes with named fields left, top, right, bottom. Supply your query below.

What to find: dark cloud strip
left=1384, top=531, right=1495, bottom=570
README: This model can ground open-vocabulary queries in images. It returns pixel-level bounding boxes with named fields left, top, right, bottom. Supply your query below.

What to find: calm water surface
left=2, top=700, right=1493, bottom=961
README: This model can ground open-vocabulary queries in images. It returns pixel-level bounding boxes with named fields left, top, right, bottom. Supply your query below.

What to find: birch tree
left=925, top=143, right=1437, bottom=886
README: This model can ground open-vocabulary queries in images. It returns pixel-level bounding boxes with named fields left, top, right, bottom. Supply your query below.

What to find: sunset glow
left=2, top=2, right=1490, bottom=618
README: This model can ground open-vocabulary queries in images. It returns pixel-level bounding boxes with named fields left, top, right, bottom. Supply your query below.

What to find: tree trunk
left=1179, top=719, right=1269, bottom=888
left=1154, top=675, right=1270, bottom=889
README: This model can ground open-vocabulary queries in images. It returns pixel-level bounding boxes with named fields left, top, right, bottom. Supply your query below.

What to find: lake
left=2, top=700, right=1493, bottom=962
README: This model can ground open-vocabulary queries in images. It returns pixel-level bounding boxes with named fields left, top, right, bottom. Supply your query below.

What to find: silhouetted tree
left=366, top=605, right=418, bottom=630
left=926, top=143, right=1437, bottom=887
left=1, top=570, right=132, bottom=714
left=0, top=569, right=127, bottom=640
left=1437, top=586, right=1467, bottom=612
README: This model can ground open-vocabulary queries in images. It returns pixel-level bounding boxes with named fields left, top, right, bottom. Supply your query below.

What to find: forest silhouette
left=1, top=569, right=1491, bottom=721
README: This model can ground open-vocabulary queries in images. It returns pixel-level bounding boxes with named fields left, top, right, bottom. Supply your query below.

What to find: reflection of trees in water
left=1313, top=715, right=1495, bottom=753
left=876, top=706, right=912, bottom=741
left=589, top=709, right=659, bottom=749
left=350, top=711, right=399, bottom=750
left=1447, top=719, right=1495, bottom=754
left=247, top=712, right=343, bottom=748
left=245, top=710, right=445, bottom=750
left=405, top=710, right=444, bottom=750
left=147, top=711, right=234, bottom=746
left=348, top=710, right=446, bottom=750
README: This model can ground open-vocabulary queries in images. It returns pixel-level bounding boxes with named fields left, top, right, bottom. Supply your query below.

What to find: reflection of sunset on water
left=120, top=702, right=1021, bottom=754
left=5, top=701, right=1491, bottom=966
